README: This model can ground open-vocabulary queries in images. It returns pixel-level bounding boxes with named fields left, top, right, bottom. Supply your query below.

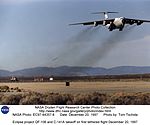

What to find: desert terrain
left=0, top=81, right=150, bottom=94
left=0, top=80, right=150, bottom=105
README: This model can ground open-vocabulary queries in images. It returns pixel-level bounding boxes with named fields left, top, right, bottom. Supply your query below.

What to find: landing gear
left=109, top=28, right=113, bottom=31
left=119, top=27, right=123, bottom=31
left=119, top=25, right=124, bottom=31
left=108, top=23, right=115, bottom=31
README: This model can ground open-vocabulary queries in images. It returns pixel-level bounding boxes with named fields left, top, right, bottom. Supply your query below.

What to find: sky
left=0, top=0, right=150, bottom=71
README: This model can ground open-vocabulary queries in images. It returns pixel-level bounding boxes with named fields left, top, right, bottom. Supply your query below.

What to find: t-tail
left=91, top=11, right=118, bottom=19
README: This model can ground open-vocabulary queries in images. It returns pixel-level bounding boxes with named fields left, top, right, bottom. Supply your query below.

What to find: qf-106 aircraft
left=69, top=12, right=150, bottom=31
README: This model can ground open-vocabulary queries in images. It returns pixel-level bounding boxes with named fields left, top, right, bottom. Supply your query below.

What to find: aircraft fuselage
left=105, top=17, right=125, bottom=31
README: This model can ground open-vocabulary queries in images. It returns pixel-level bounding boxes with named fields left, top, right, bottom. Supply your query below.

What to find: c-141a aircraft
left=69, top=12, right=150, bottom=31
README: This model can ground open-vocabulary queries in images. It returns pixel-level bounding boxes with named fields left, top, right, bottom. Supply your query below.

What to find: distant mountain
left=1, top=66, right=150, bottom=77
left=0, top=70, right=10, bottom=77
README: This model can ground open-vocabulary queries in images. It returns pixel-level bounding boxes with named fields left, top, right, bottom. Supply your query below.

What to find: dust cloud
left=75, top=25, right=136, bottom=66
left=51, top=25, right=136, bottom=73
left=52, top=26, right=100, bottom=64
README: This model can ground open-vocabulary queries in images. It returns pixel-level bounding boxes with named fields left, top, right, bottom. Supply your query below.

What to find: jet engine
left=129, top=20, right=134, bottom=25
left=93, top=21, right=98, bottom=27
left=103, top=20, right=106, bottom=26
left=137, top=21, right=143, bottom=25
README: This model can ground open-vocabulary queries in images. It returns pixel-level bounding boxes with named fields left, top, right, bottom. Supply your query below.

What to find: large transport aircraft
left=69, top=12, right=150, bottom=31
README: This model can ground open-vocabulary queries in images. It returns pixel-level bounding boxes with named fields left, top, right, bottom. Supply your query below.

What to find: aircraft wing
left=69, top=19, right=114, bottom=26
left=124, top=18, right=150, bottom=24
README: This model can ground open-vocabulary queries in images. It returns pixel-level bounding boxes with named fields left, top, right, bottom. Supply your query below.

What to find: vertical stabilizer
left=104, top=12, right=109, bottom=19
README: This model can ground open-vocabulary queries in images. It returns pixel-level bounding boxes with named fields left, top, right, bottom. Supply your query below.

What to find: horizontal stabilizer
left=91, top=11, right=118, bottom=14
left=91, top=11, right=118, bottom=19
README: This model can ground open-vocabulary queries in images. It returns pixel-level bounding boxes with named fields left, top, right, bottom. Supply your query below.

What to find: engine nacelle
left=137, top=21, right=143, bottom=25
left=103, top=21, right=106, bottom=26
left=93, top=21, right=98, bottom=27
left=129, top=20, right=134, bottom=25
